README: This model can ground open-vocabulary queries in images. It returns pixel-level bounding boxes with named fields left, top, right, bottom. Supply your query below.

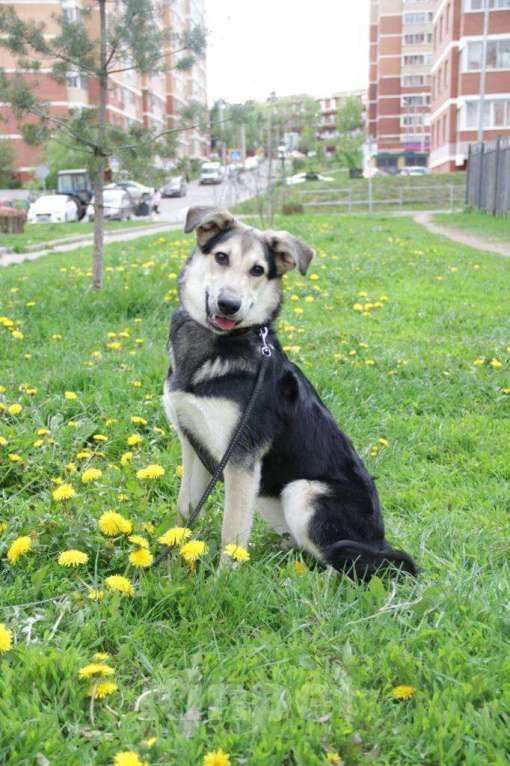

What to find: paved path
left=414, top=211, right=510, bottom=258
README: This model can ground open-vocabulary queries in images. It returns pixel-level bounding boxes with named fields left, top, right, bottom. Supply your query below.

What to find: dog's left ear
left=184, top=206, right=237, bottom=248
left=265, top=230, right=315, bottom=276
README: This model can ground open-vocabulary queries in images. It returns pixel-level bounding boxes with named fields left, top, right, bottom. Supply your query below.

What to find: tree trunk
left=92, top=0, right=108, bottom=290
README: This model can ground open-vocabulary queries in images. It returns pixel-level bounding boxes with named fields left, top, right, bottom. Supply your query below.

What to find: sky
left=206, top=0, right=370, bottom=105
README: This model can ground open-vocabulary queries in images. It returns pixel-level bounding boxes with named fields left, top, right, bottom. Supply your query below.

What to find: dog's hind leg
left=221, top=461, right=261, bottom=553
left=177, top=434, right=211, bottom=522
left=255, top=496, right=297, bottom=550
left=281, top=480, right=329, bottom=562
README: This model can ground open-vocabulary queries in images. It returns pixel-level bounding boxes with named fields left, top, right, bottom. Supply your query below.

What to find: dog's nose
left=217, top=294, right=241, bottom=316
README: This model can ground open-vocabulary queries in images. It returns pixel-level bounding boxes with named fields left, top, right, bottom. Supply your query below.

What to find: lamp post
left=477, top=1, right=490, bottom=144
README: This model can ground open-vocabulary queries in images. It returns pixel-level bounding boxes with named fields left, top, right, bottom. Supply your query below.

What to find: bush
left=0, top=206, right=26, bottom=233
left=281, top=202, right=304, bottom=216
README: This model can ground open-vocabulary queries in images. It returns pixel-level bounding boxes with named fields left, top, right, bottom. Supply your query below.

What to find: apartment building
left=316, top=90, right=367, bottom=150
left=0, top=0, right=208, bottom=179
left=430, top=0, right=510, bottom=172
left=369, top=0, right=435, bottom=173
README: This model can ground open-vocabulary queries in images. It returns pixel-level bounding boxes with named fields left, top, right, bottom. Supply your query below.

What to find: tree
left=0, top=1, right=206, bottom=288
left=335, top=96, right=365, bottom=171
left=0, top=141, right=16, bottom=187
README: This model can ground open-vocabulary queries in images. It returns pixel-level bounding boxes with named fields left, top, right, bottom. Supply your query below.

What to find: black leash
left=152, top=326, right=272, bottom=569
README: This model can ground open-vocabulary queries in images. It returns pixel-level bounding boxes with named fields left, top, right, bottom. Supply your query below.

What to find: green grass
left=236, top=171, right=466, bottom=216
left=435, top=211, right=510, bottom=244
left=1, top=215, right=509, bottom=766
left=1, top=219, right=161, bottom=253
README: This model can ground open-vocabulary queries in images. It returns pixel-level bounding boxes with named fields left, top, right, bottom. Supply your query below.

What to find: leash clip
left=259, top=326, right=272, bottom=357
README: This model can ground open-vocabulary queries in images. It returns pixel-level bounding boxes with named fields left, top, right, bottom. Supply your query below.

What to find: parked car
left=161, top=175, right=187, bottom=198
left=107, top=180, right=154, bottom=207
left=85, top=189, right=135, bottom=222
left=400, top=166, right=430, bottom=176
left=27, top=194, right=79, bottom=224
left=199, top=162, right=223, bottom=185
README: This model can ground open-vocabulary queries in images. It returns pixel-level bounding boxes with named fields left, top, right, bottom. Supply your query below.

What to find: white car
left=27, top=194, right=79, bottom=224
left=107, top=181, right=154, bottom=205
left=85, top=189, right=135, bottom=222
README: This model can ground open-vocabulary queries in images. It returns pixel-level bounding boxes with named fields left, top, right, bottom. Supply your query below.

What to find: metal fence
left=466, top=138, right=510, bottom=216
left=295, top=184, right=465, bottom=214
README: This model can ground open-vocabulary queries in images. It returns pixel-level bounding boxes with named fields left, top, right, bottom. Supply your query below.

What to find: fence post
left=399, top=188, right=403, bottom=211
left=493, top=137, right=501, bottom=216
left=449, top=185, right=454, bottom=213
left=477, top=141, right=485, bottom=211
left=465, top=143, right=471, bottom=208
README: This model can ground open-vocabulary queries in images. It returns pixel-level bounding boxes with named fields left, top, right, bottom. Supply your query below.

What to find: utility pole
left=267, top=91, right=276, bottom=226
left=477, top=1, right=490, bottom=144
left=367, top=134, right=374, bottom=215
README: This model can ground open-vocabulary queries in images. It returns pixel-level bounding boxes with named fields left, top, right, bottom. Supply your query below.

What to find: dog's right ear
left=184, top=206, right=237, bottom=248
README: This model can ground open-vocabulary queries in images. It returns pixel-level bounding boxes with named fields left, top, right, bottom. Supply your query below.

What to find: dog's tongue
left=213, top=315, right=236, bottom=332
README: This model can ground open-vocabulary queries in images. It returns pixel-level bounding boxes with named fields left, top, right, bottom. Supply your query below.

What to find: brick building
left=316, top=89, right=367, bottom=151
left=369, top=0, right=435, bottom=173
left=430, top=0, right=510, bottom=172
left=0, top=0, right=208, bottom=178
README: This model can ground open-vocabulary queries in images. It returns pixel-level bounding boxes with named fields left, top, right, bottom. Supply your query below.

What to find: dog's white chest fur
left=163, top=380, right=240, bottom=461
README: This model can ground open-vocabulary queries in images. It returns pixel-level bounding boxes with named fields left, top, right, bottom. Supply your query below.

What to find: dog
left=162, top=206, right=416, bottom=579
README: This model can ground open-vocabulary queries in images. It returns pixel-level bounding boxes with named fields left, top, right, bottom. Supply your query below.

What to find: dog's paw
left=279, top=535, right=297, bottom=553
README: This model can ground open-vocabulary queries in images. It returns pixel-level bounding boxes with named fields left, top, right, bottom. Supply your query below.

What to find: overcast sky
left=206, top=0, right=370, bottom=105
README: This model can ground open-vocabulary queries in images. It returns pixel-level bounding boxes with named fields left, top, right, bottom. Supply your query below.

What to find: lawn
left=236, top=171, right=466, bottom=216
left=435, top=211, right=510, bottom=243
left=1, top=215, right=509, bottom=766
left=0, top=219, right=161, bottom=253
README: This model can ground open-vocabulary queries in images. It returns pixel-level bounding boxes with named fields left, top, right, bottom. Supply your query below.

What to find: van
left=199, top=162, right=223, bottom=185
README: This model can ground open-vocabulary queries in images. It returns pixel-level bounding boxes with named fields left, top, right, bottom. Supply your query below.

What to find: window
left=403, top=95, right=427, bottom=107
left=464, top=0, right=510, bottom=9
left=66, top=72, right=87, bottom=89
left=402, top=74, right=425, bottom=86
left=405, top=33, right=425, bottom=44
left=402, top=114, right=425, bottom=126
left=464, top=98, right=510, bottom=128
left=404, top=54, right=432, bottom=65
left=63, top=5, right=79, bottom=22
left=404, top=12, right=434, bottom=24
left=463, top=39, right=510, bottom=70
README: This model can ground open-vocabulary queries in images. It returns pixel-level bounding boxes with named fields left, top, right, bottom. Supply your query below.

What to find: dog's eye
left=214, top=252, right=229, bottom=266
left=250, top=264, right=265, bottom=277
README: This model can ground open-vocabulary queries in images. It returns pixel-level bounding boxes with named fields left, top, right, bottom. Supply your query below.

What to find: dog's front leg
left=221, top=461, right=261, bottom=554
left=177, top=434, right=210, bottom=522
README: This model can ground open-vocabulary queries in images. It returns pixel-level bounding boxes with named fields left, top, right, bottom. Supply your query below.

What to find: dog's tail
left=323, top=539, right=417, bottom=580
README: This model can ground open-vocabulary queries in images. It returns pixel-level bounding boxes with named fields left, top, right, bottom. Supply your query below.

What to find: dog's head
left=179, top=206, right=315, bottom=333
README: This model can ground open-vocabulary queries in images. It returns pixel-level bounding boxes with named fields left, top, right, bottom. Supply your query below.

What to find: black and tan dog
left=163, top=206, right=416, bottom=578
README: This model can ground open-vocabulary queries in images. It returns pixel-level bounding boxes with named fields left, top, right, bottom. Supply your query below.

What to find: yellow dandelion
left=158, top=527, right=192, bottom=547
left=325, top=752, right=343, bottom=765
left=501, top=387, right=510, bottom=395
left=120, top=451, right=133, bottom=466
left=378, top=437, right=389, bottom=447
left=105, top=574, right=135, bottom=596
left=128, top=535, right=149, bottom=548
left=88, top=589, right=104, bottom=601
left=76, top=449, right=93, bottom=460
left=175, top=464, right=183, bottom=478
left=94, top=652, right=110, bottom=660
left=127, top=434, right=143, bottom=447
left=129, top=547, right=154, bottom=568
left=130, top=416, right=147, bottom=426
left=78, top=662, right=115, bottom=679
left=391, top=684, right=416, bottom=700
left=52, top=483, right=76, bottom=502
left=7, top=403, right=22, bottom=416
left=136, top=464, right=165, bottom=480
left=81, top=468, right=102, bottom=484
left=203, top=749, right=231, bottom=766
left=8, top=453, right=22, bottom=463
left=473, top=358, right=485, bottom=366
left=294, top=560, right=307, bottom=575
left=180, top=539, right=207, bottom=563
left=0, top=436, right=8, bottom=446
left=64, top=391, right=77, bottom=400
left=58, top=550, right=89, bottom=567
left=143, top=522, right=155, bottom=534
left=0, top=623, right=13, bottom=653
left=113, top=752, right=148, bottom=766
left=0, top=522, right=7, bottom=533
left=88, top=681, right=117, bottom=699
left=7, top=536, right=32, bottom=565
left=93, top=434, right=108, bottom=442
left=224, top=544, right=250, bottom=562
left=490, top=359, right=502, bottom=369
left=98, top=511, right=132, bottom=536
